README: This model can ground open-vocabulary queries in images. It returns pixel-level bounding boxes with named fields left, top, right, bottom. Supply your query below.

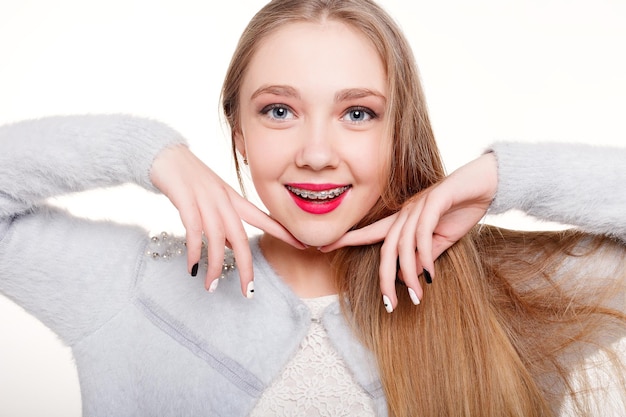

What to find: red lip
left=285, top=183, right=351, bottom=215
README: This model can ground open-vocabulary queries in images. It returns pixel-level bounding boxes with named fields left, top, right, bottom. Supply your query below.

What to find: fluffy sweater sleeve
left=488, top=142, right=626, bottom=242
left=0, top=114, right=187, bottom=218
left=0, top=114, right=188, bottom=345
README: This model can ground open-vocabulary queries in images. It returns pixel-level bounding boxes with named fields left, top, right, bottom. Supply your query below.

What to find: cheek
left=246, top=142, right=290, bottom=202
left=241, top=119, right=297, bottom=164
left=245, top=132, right=285, bottom=171
left=248, top=157, right=280, bottom=189
left=351, top=137, right=391, bottom=191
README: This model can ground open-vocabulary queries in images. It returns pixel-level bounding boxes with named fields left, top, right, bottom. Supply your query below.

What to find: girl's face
left=236, top=20, right=390, bottom=247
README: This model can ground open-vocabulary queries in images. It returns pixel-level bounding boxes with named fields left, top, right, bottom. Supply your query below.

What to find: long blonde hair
left=221, top=1, right=626, bottom=415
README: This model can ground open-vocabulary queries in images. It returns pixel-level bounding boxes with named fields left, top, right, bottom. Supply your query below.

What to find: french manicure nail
left=423, top=268, right=432, bottom=284
left=408, top=287, right=420, bottom=305
left=191, top=263, right=199, bottom=277
left=246, top=281, right=255, bottom=299
left=382, top=295, right=393, bottom=313
left=208, top=278, right=219, bottom=293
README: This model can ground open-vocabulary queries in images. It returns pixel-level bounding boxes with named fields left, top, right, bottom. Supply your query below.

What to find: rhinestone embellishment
left=220, top=250, right=236, bottom=279
left=145, top=232, right=236, bottom=279
left=145, top=232, right=186, bottom=260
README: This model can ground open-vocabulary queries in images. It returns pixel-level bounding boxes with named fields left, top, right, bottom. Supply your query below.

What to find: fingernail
left=246, top=281, right=255, bottom=299
left=191, top=263, right=199, bottom=277
left=408, top=287, right=420, bottom=305
left=208, top=278, right=219, bottom=293
left=382, top=295, right=393, bottom=313
left=423, top=268, right=432, bottom=284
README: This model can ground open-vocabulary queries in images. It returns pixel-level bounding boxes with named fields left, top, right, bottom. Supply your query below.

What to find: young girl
left=1, top=0, right=625, bottom=416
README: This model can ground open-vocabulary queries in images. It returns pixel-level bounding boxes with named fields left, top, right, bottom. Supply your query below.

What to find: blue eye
left=343, top=107, right=375, bottom=123
left=261, top=104, right=294, bottom=121
left=271, top=107, right=288, bottom=119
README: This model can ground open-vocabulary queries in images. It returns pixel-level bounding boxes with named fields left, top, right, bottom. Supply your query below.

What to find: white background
left=0, top=0, right=625, bottom=415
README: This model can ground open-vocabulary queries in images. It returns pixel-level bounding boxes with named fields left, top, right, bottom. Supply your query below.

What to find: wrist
left=479, top=152, right=498, bottom=205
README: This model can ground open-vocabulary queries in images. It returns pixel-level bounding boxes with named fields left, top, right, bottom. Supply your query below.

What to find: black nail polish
left=191, top=263, right=199, bottom=277
left=423, top=268, right=432, bottom=284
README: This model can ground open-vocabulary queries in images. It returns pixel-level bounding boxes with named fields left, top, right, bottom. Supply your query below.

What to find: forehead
left=241, top=20, right=387, bottom=97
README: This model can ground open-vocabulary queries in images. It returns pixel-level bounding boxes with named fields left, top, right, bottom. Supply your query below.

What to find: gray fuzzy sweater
left=0, top=115, right=624, bottom=416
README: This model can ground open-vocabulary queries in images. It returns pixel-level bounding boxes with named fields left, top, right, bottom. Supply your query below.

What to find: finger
left=252, top=212, right=305, bottom=250
left=319, top=213, right=399, bottom=252
left=202, top=216, right=226, bottom=290
left=177, top=201, right=204, bottom=274
left=378, top=212, right=408, bottom=312
left=396, top=267, right=422, bottom=306
left=397, top=200, right=425, bottom=302
left=219, top=203, right=255, bottom=298
left=228, top=189, right=306, bottom=250
left=431, top=234, right=456, bottom=262
left=414, top=191, right=451, bottom=282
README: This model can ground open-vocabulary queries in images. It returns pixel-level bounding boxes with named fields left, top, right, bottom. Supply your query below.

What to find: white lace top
left=249, top=295, right=376, bottom=416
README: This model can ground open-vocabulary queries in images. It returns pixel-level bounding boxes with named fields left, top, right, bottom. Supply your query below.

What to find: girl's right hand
left=150, top=144, right=305, bottom=297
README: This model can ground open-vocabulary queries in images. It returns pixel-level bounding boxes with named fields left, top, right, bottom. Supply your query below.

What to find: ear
left=233, top=130, right=246, bottom=159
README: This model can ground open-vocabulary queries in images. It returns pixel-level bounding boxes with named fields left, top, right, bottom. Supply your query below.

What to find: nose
left=295, top=119, right=340, bottom=170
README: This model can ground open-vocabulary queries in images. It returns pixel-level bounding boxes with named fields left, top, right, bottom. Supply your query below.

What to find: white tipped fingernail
left=208, top=278, right=219, bottom=293
left=382, top=295, right=393, bottom=313
left=408, top=287, right=420, bottom=305
left=246, top=281, right=255, bottom=299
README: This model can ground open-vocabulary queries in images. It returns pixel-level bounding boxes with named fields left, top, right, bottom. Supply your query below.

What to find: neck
left=259, top=234, right=337, bottom=298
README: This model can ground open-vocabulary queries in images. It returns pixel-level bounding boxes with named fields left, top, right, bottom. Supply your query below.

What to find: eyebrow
left=251, top=85, right=386, bottom=104
left=251, top=85, right=300, bottom=100
left=335, top=88, right=387, bottom=104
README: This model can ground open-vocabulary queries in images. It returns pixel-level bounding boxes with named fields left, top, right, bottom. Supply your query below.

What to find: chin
left=291, top=229, right=344, bottom=248
left=270, top=213, right=356, bottom=248
left=297, top=236, right=337, bottom=248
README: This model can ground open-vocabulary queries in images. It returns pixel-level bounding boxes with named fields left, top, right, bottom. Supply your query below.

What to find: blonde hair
left=221, top=1, right=626, bottom=415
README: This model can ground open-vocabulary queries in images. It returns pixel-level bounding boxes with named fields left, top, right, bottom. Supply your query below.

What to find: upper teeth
left=287, top=185, right=350, bottom=200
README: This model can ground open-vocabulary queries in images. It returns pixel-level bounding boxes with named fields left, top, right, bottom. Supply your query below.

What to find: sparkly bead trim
left=220, top=251, right=237, bottom=279
left=145, top=232, right=236, bottom=279
left=145, top=232, right=186, bottom=260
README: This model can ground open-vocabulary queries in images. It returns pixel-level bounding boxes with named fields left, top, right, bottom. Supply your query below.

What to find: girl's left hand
left=321, top=153, right=497, bottom=311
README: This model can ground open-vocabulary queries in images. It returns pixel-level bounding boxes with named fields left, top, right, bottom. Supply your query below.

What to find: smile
left=285, top=184, right=351, bottom=214
left=286, top=185, right=350, bottom=200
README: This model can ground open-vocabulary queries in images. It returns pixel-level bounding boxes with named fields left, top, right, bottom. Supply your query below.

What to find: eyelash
left=259, top=104, right=378, bottom=123
left=342, top=106, right=377, bottom=123
left=260, top=104, right=295, bottom=121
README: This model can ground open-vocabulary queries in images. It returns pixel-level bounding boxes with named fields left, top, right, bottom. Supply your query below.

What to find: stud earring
left=243, top=157, right=248, bottom=165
